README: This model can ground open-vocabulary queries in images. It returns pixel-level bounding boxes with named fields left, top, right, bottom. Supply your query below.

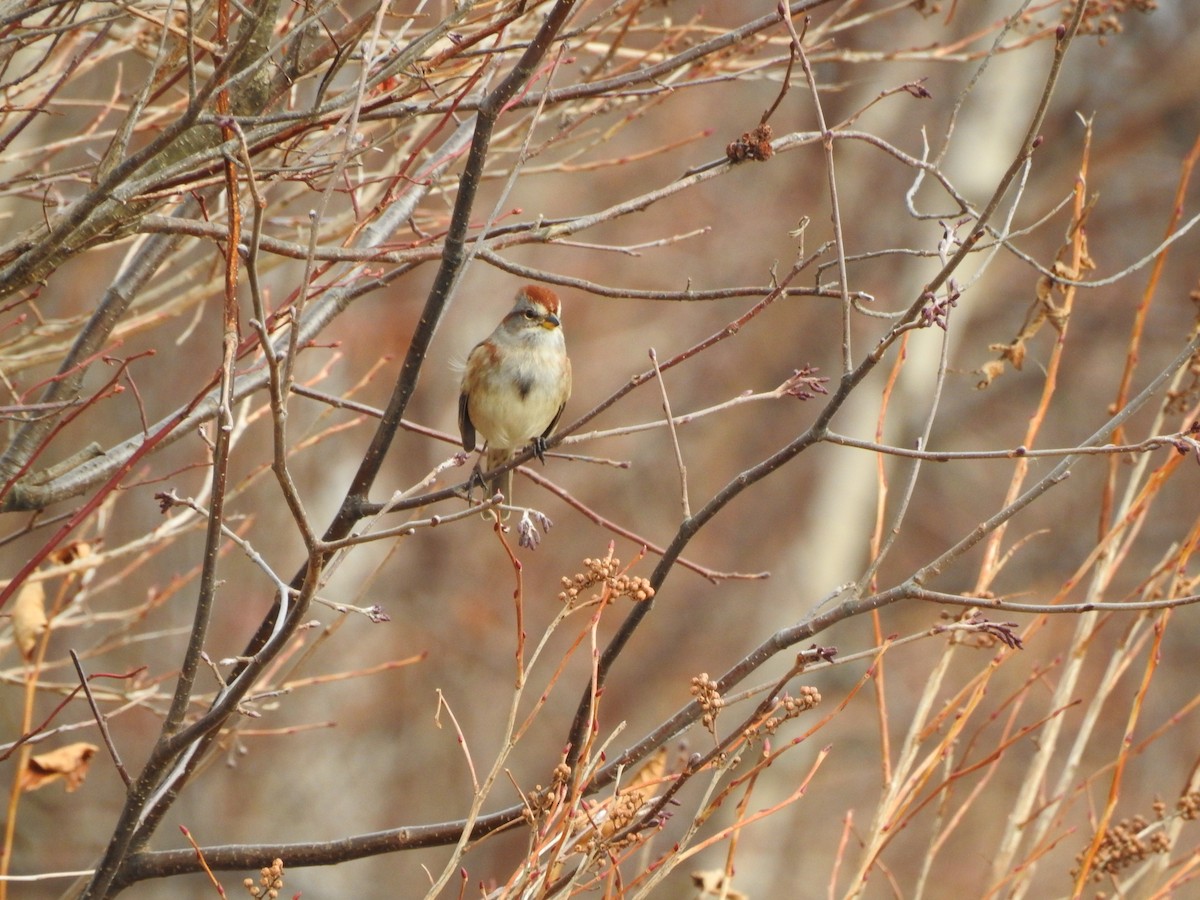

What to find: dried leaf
left=976, top=195, right=1092, bottom=392
left=624, top=746, right=667, bottom=793
left=976, top=296, right=1047, bottom=387
left=976, top=358, right=1008, bottom=390
left=13, top=581, right=48, bottom=660
left=19, top=743, right=98, bottom=793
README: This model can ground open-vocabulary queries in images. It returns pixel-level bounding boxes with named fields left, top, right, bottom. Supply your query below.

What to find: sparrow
left=459, top=285, right=572, bottom=512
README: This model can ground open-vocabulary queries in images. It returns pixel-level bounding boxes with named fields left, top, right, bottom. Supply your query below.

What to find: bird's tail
left=483, top=447, right=514, bottom=518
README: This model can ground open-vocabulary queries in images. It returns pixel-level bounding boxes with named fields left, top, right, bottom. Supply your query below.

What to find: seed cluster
left=575, top=787, right=651, bottom=851
left=559, top=554, right=654, bottom=606
left=1062, top=0, right=1158, bottom=42
left=1075, top=790, right=1200, bottom=883
left=745, top=687, right=823, bottom=743
left=1075, top=813, right=1171, bottom=880
left=243, top=858, right=285, bottom=898
left=521, top=762, right=576, bottom=826
left=521, top=784, right=560, bottom=826
left=1178, top=789, right=1200, bottom=820
left=726, top=123, right=774, bottom=162
left=690, top=672, right=725, bottom=735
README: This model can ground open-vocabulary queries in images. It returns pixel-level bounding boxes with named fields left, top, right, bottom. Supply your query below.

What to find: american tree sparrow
left=459, top=285, right=572, bottom=511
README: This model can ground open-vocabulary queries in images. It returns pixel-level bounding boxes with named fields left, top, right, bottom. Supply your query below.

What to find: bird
left=458, top=285, right=572, bottom=514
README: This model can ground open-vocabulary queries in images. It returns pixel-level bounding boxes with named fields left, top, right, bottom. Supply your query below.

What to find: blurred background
left=2, top=0, right=1199, bottom=896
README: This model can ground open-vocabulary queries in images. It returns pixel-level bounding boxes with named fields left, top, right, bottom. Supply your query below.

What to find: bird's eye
left=523, top=309, right=537, bottom=319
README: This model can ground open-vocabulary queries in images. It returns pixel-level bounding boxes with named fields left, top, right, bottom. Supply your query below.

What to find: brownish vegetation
left=2, top=0, right=1199, bottom=897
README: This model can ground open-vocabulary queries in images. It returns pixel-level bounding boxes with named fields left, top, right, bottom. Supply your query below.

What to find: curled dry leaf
left=13, top=580, right=48, bottom=660
left=976, top=357, right=1008, bottom=390
left=19, top=743, right=98, bottom=793
left=976, top=209, right=1091, bottom=391
left=624, top=745, right=667, bottom=794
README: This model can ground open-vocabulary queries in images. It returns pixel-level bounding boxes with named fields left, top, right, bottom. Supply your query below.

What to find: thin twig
left=649, top=348, right=689, bottom=518
left=68, top=650, right=131, bottom=789
left=789, top=10, right=852, bottom=374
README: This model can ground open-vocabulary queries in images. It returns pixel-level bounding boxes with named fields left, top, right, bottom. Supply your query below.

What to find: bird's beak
left=541, top=313, right=561, bottom=329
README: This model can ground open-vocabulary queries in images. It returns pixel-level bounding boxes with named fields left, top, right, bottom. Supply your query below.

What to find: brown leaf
left=12, top=581, right=48, bottom=660
left=624, top=746, right=667, bottom=793
left=977, top=202, right=1093, bottom=392
left=976, top=358, right=1008, bottom=390
left=19, top=743, right=98, bottom=793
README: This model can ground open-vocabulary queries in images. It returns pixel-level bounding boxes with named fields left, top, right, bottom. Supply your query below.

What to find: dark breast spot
left=515, top=375, right=534, bottom=399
